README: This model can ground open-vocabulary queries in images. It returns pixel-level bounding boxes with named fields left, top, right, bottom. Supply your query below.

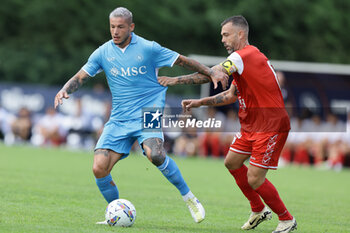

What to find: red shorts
left=229, top=131, right=289, bottom=169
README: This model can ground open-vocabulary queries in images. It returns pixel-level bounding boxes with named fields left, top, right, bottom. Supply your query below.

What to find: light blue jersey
left=88, top=33, right=192, bottom=203
left=83, top=33, right=179, bottom=155
left=82, top=33, right=179, bottom=121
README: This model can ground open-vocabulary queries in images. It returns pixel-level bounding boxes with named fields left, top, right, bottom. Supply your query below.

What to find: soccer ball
left=105, top=199, right=136, bottom=227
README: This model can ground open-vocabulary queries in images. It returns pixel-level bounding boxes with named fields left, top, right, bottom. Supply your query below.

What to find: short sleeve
left=222, top=52, right=244, bottom=75
left=152, top=42, right=179, bottom=68
left=82, top=47, right=103, bottom=77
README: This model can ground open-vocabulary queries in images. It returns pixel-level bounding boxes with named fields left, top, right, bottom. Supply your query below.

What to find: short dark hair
left=221, top=15, right=249, bottom=33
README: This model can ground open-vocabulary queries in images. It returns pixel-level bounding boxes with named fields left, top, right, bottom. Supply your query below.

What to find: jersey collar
left=130, top=32, right=138, bottom=44
left=110, top=32, right=138, bottom=52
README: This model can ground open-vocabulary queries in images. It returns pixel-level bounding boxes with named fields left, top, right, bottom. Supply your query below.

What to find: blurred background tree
left=1, top=0, right=349, bottom=94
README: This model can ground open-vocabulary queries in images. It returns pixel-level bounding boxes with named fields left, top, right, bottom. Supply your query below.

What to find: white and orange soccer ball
left=105, top=199, right=136, bottom=227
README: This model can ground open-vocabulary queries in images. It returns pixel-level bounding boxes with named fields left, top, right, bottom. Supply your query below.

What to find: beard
left=114, top=34, right=131, bottom=47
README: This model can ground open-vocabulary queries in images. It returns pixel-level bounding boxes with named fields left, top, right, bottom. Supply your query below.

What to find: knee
left=149, top=151, right=166, bottom=167
left=93, top=150, right=109, bottom=178
left=92, top=163, right=108, bottom=178
left=142, top=138, right=166, bottom=166
left=224, top=157, right=233, bottom=169
left=224, top=157, right=241, bottom=170
left=247, top=172, right=264, bottom=190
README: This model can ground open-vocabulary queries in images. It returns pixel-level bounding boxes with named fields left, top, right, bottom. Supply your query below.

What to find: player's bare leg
left=142, top=138, right=205, bottom=223
left=93, top=149, right=122, bottom=178
left=246, top=165, right=268, bottom=190
left=93, top=149, right=123, bottom=225
left=225, top=151, right=271, bottom=230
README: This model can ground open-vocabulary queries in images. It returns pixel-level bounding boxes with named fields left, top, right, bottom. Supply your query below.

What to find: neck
left=237, top=40, right=249, bottom=50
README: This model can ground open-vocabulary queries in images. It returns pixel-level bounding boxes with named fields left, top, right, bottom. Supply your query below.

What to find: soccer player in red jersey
left=158, top=15, right=297, bottom=233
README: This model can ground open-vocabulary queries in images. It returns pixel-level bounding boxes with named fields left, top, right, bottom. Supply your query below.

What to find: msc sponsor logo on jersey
left=110, top=66, right=147, bottom=77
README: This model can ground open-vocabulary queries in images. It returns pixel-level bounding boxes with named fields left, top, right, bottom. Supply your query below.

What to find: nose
left=111, top=28, right=118, bottom=35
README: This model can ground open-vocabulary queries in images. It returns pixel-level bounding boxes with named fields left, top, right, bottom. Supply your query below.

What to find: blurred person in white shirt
left=31, top=107, right=67, bottom=146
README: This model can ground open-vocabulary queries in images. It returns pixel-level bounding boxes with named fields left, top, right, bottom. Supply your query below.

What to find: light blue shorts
left=95, top=118, right=163, bottom=159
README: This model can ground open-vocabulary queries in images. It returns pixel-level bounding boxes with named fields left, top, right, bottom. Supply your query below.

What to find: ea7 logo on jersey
left=143, top=109, right=162, bottom=129
left=110, top=66, right=147, bottom=77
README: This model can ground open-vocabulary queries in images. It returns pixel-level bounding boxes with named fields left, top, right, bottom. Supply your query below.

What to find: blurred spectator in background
left=199, top=107, right=225, bottom=158
left=10, top=107, right=32, bottom=143
left=276, top=71, right=288, bottom=103
left=173, top=116, right=199, bottom=157
left=322, top=113, right=346, bottom=170
left=276, top=71, right=288, bottom=102
left=0, top=105, right=15, bottom=142
left=31, top=107, right=66, bottom=146
left=94, top=100, right=112, bottom=141
left=276, top=71, right=295, bottom=121
left=342, top=112, right=350, bottom=168
left=281, top=109, right=349, bottom=171
left=64, top=98, right=97, bottom=149
left=221, top=108, right=240, bottom=156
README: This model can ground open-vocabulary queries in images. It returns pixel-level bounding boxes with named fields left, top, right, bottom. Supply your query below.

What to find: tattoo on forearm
left=176, top=73, right=210, bottom=85
left=178, top=57, right=211, bottom=76
left=202, top=91, right=231, bottom=106
left=63, top=76, right=89, bottom=94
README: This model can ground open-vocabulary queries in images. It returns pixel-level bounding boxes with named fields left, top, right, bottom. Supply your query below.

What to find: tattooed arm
left=181, top=84, right=237, bottom=111
left=158, top=72, right=211, bottom=86
left=54, top=69, right=90, bottom=108
left=173, top=55, right=228, bottom=89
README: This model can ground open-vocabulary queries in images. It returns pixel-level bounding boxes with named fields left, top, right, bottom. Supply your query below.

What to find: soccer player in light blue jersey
left=54, top=7, right=228, bottom=224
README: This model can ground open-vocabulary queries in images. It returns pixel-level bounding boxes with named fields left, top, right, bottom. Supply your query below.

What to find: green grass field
left=1, top=144, right=349, bottom=233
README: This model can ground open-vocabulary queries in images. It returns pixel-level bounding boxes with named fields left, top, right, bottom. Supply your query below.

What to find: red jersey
left=222, top=45, right=290, bottom=133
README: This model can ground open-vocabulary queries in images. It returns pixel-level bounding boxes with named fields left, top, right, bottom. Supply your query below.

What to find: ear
left=238, top=29, right=245, bottom=39
left=130, top=23, right=135, bottom=32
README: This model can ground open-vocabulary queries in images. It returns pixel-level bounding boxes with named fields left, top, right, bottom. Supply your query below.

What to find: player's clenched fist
left=54, top=90, right=69, bottom=109
left=181, top=99, right=202, bottom=112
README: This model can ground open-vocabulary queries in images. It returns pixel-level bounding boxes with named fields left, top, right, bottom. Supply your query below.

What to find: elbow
left=174, top=55, right=185, bottom=66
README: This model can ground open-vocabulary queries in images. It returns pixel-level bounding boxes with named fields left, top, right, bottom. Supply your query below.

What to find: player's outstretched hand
left=182, top=99, right=202, bottom=112
left=210, top=66, right=228, bottom=90
left=157, top=76, right=177, bottom=86
left=54, top=90, right=69, bottom=109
